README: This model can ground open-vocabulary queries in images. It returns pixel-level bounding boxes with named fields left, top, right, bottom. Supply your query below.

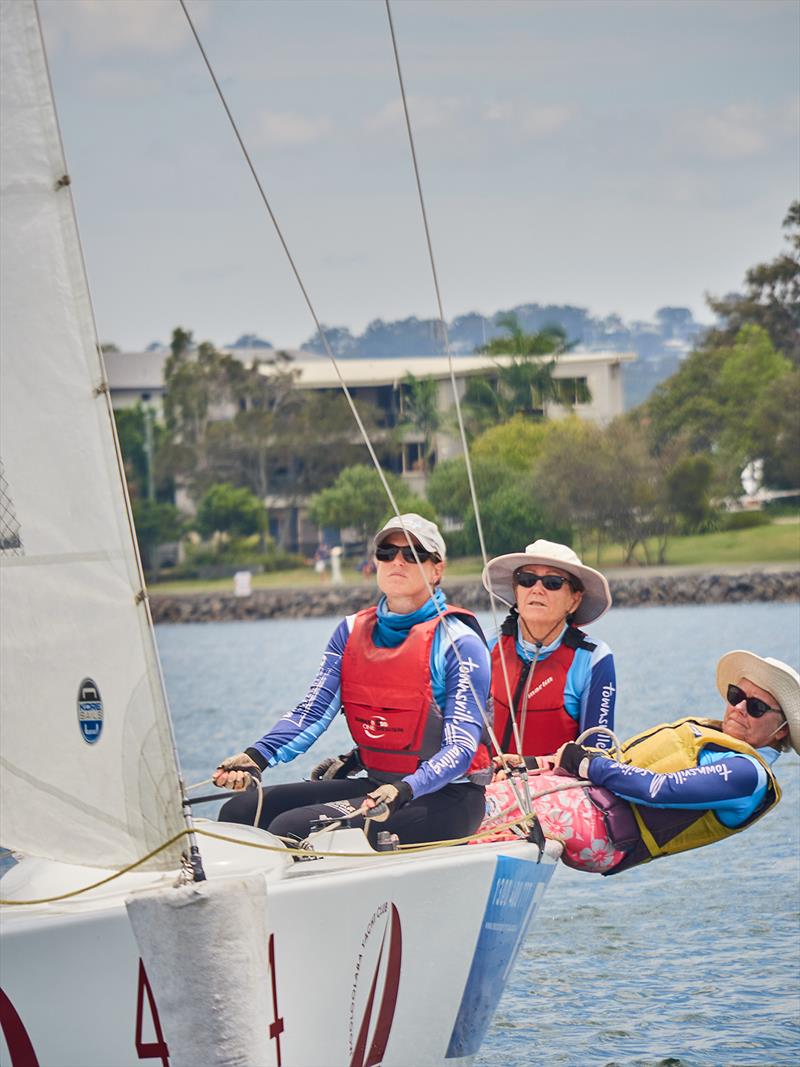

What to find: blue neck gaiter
left=373, top=588, right=447, bottom=648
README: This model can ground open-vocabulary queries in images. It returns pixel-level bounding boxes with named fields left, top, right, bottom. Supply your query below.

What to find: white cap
left=373, top=513, right=446, bottom=561
left=716, top=650, right=800, bottom=753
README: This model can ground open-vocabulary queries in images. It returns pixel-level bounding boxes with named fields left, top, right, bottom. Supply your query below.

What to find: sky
left=38, top=0, right=799, bottom=352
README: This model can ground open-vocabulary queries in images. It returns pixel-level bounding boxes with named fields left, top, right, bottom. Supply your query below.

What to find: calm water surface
left=156, top=601, right=800, bottom=1067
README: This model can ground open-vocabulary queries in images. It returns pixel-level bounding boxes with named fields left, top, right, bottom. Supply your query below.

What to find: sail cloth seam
left=176, top=0, right=502, bottom=776
left=0, top=550, right=128, bottom=568
left=384, top=0, right=528, bottom=807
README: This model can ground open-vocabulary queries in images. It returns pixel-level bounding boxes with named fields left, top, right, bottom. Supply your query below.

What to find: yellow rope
left=0, top=812, right=552, bottom=907
left=0, top=830, right=190, bottom=906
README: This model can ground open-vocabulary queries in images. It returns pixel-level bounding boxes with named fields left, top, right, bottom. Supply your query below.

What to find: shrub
left=718, top=510, right=772, bottom=531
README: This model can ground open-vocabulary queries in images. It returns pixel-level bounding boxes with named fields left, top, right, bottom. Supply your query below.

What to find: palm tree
left=465, top=313, right=589, bottom=430
left=397, top=373, right=441, bottom=470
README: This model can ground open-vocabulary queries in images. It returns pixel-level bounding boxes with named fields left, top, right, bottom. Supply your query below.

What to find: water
left=156, top=602, right=800, bottom=1067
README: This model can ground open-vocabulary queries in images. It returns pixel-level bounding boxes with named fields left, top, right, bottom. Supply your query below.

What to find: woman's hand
left=364, top=781, right=412, bottom=821
left=213, top=753, right=261, bottom=791
left=554, top=742, right=593, bottom=778
left=491, top=753, right=524, bottom=781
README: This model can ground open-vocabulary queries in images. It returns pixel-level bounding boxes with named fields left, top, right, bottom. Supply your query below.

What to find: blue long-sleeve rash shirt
left=588, top=745, right=779, bottom=827
left=250, top=614, right=492, bottom=800
left=489, top=624, right=617, bottom=749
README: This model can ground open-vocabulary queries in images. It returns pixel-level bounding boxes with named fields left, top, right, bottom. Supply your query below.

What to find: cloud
left=88, top=69, right=160, bottom=99
left=367, top=97, right=463, bottom=134
left=41, top=0, right=210, bottom=55
left=483, top=100, right=574, bottom=137
left=672, top=104, right=768, bottom=159
left=255, top=111, right=332, bottom=148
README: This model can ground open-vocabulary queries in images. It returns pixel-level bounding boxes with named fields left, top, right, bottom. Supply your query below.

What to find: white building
left=105, top=346, right=634, bottom=550
left=253, top=349, right=633, bottom=494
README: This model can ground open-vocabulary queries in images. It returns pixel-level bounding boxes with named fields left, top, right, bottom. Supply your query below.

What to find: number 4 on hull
left=136, top=960, right=170, bottom=1067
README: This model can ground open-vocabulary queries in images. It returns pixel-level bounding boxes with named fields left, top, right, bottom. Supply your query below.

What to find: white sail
left=0, top=0, right=185, bottom=871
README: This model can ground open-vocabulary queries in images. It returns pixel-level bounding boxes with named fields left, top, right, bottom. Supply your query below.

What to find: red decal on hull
left=135, top=960, right=170, bottom=1066
left=268, top=933, right=284, bottom=1066
left=350, top=904, right=402, bottom=1067
left=0, top=988, right=39, bottom=1067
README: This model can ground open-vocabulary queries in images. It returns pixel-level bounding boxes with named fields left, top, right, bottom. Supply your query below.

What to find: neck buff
left=373, top=587, right=447, bottom=648
left=515, top=623, right=567, bottom=663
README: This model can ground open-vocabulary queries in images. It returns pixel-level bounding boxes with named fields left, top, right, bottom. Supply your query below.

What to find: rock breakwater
left=150, top=567, right=799, bottom=624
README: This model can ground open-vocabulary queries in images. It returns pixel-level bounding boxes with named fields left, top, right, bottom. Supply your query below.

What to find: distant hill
left=300, top=304, right=710, bottom=409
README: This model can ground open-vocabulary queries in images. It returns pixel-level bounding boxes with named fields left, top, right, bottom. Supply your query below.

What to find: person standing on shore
left=212, top=514, right=492, bottom=845
left=482, top=540, right=616, bottom=761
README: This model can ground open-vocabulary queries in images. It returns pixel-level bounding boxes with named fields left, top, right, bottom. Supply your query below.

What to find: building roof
left=105, top=347, right=635, bottom=395
left=255, top=349, right=636, bottom=389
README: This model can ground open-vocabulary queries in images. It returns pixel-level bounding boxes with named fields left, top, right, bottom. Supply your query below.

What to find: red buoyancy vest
left=341, top=605, right=492, bottom=785
left=491, top=631, right=587, bottom=756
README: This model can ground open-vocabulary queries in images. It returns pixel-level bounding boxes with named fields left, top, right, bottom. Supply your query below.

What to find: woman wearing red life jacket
left=213, top=514, right=492, bottom=845
left=482, top=540, right=616, bottom=760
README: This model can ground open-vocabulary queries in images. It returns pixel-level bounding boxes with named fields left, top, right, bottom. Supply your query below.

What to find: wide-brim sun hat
left=481, top=539, right=612, bottom=626
left=716, top=650, right=800, bottom=754
left=373, top=513, right=447, bottom=561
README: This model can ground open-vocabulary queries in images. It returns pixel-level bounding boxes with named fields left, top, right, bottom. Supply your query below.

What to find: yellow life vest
left=608, top=717, right=781, bottom=871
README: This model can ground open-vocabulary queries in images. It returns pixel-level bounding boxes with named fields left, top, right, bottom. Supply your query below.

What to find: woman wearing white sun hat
left=480, top=651, right=798, bottom=874
left=482, top=539, right=616, bottom=761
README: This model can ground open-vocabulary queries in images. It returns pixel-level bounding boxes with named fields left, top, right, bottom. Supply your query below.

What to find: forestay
left=0, top=0, right=184, bottom=871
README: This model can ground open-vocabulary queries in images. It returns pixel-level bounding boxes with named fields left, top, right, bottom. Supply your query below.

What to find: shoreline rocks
left=150, top=568, right=800, bottom=624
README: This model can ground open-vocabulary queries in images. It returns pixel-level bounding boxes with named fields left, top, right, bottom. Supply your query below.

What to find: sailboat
left=0, top=2, right=560, bottom=1065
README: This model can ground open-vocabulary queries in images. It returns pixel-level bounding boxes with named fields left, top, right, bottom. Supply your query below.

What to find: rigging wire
left=384, top=0, right=531, bottom=808
left=177, top=0, right=504, bottom=769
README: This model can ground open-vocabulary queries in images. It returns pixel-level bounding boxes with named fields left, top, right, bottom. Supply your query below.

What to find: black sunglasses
left=726, top=683, right=781, bottom=718
left=375, top=544, right=437, bottom=564
left=514, top=572, right=572, bottom=591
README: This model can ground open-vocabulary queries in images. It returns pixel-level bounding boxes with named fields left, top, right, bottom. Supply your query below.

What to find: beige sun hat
left=716, top=650, right=800, bottom=754
left=481, top=539, right=612, bottom=626
left=373, top=513, right=447, bottom=561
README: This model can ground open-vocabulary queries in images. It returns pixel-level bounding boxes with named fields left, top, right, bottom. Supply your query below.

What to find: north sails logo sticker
left=77, top=678, right=103, bottom=744
left=349, top=903, right=402, bottom=1067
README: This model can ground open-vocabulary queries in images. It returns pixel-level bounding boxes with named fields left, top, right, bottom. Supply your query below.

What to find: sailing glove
left=310, top=749, right=360, bottom=781
left=213, top=753, right=262, bottom=791
left=556, top=743, right=595, bottom=779
left=365, top=780, right=413, bottom=822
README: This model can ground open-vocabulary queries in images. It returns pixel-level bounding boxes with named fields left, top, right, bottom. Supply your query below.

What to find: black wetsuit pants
left=218, top=778, right=486, bottom=846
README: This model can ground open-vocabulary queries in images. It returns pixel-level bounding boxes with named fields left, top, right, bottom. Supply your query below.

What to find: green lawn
left=594, top=520, right=800, bottom=569
left=147, top=520, right=799, bottom=596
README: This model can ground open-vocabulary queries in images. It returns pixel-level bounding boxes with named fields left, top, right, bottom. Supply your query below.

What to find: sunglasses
left=514, top=572, right=572, bottom=591
left=375, top=544, right=437, bottom=564
left=726, top=683, right=782, bottom=718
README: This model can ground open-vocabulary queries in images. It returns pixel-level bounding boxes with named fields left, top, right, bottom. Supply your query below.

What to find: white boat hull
left=1, top=822, right=560, bottom=1067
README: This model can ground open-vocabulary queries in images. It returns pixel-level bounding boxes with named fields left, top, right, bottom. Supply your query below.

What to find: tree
left=471, top=415, right=555, bottom=472
left=748, top=368, right=800, bottom=489
left=646, top=345, right=728, bottom=454
left=665, top=454, right=715, bottom=533
left=132, top=499, right=183, bottom=573
left=706, top=202, right=800, bottom=364
left=464, top=313, right=589, bottom=433
left=426, top=453, right=570, bottom=557
left=195, top=483, right=267, bottom=539
left=308, top=465, right=433, bottom=549
left=397, top=373, right=441, bottom=470
left=532, top=419, right=610, bottom=560
left=647, top=324, right=793, bottom=492
left=114, top=404, right=172, bottom=503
